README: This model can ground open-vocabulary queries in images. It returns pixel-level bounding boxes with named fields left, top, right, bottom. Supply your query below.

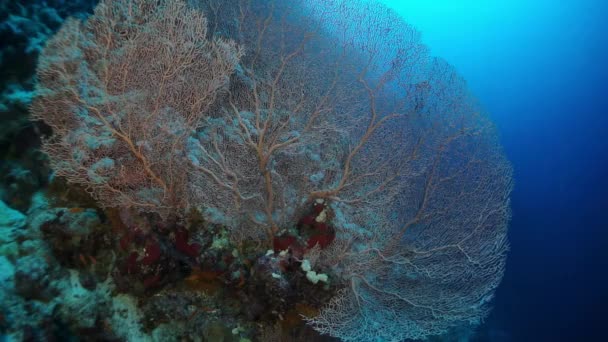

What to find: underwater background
left=1, top=0, right=606, bottom=341
left=380, top=0, right=608, bottom=341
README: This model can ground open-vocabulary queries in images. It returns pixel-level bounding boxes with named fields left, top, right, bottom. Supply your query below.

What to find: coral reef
left=0, top=0, right=96, bottom=213
left=0, top=0, right=96, bottom=119
left=0, top=194, right=117, bottom=341
left=1, top=0, right=511, bottom=341
left=0, top=193, right=342, bottom=340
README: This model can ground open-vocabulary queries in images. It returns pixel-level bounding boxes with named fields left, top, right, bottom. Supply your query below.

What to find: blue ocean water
left=382, top=0, right=608, bottom=340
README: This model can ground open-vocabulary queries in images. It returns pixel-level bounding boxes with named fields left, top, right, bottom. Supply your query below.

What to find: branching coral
left=31, top=0, right=512, bottom=340
left=31, top=0, right=242, bottom=218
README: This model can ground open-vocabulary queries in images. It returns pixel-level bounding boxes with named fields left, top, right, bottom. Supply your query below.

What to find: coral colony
left=0, top=0, right=511, bottom=340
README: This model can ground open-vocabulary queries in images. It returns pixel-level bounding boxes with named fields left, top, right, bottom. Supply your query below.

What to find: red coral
left=141, top=240, right=161, bottom=265
left=314, top=222, right=329, bottom=232
left=273, top=235, right=298, bottom=252
left=126, top=251, right=139, bottom=274
left=291, top=243, right=306, bottom=260
left=119, top=234, right=131, bottom=251
left=299, top=215, right=316, bottom=226
left=175, top=229, right=200, bottom=258
left=188, top=243, right=202, bottom=257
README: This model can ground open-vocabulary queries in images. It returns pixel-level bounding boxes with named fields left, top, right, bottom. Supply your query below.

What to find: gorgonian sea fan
left=32, top=0, right=512, bottom=340
left=31, top=0, right=242, bottom=218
